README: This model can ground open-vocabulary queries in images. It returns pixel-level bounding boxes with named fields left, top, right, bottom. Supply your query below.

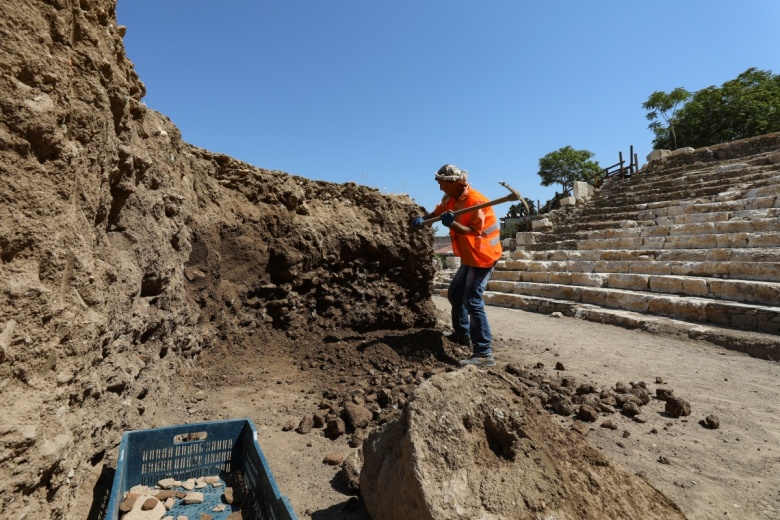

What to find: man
left=411, top=164, right=502, bottom=367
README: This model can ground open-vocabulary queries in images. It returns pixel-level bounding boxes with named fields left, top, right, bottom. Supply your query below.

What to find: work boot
left=459, top=354, right=496, bottom=368
left=445, top=332, right=471, bottom=347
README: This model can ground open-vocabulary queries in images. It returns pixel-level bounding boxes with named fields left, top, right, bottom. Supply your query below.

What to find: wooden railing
left=537, top=146, right=640, bottom=214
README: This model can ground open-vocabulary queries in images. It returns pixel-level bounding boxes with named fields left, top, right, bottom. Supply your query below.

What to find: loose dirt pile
left=360, top=366, right=686, bottom=520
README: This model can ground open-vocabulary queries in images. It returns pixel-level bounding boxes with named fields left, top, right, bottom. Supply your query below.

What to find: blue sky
left=116, top=1, right=779, bottom=217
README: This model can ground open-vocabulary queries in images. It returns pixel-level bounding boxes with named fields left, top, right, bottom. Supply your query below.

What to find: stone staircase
left=453, top=133, right=780, bottom=358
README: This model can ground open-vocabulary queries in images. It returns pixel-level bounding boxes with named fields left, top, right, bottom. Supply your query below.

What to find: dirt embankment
left=0, top=1, right=434, bottom=518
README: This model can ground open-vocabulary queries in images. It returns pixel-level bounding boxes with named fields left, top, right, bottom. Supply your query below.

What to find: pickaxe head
left=498, top=181, right=529, bottom=214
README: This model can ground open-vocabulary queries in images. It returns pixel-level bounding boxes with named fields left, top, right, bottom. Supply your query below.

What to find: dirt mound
left=361, top=366, right=687, bottom=520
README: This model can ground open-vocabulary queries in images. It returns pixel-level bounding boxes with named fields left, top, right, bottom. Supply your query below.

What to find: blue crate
left=106, top=418, right=296, bottom=520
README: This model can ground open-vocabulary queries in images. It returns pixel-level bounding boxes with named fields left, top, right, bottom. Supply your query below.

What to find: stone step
left=509, top=247, right=780, bottom=264
left=593, top=171, right=780, bottom=209
left=489, top=270, right=780, bottom=306
left=477, top=291, right=780, bottom=360
left=481, top=284, right=780, bottom=334
left=525, top=229, right=780, bottom=252
left=601, top=159, right=780, bottom=196
left=499, top=258, right=780, bottom=283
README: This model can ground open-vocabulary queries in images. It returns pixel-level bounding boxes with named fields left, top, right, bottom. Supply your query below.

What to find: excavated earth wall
left=0, top=1, right=435, bottom=518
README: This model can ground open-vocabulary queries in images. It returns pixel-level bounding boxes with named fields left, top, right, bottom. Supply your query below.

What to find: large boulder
left=361, top=366, right=687, bottom=520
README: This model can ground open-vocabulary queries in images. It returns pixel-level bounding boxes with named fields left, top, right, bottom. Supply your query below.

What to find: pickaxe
left=421, top=181, right=529, bottom=226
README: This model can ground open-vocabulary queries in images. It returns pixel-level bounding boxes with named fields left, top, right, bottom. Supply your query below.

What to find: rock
left=577, top=404, right=599, bottom=422
left=656, top=388, right=675, bottom=401
left=343, top=402, right=373, bottom=429
left=601, top=419, right=618, bottom=430
left=323, top=452, right=344, bottom=465
left=281, top=419, right=297, bottom=432
left=327, top=417, right=346, bottom=438
left=703, top=415, right=720, bottom=429
left=157, top=478, right=176, bottom=489
left=665, top=397, right=691, bottom=418
left=622, top=402, right=641, bottom=416
left=555, top=361, right=565, bottom=370
left=296, top=415, right=314, bottom=434
left=338, top=451, right=363, bottom=494
left=181, top=492, right=204, bottom=505
left=119, top=493, right=140, bottom=513
left=628, top=386, right=651, bottom=405
left=141, top=498, right=158, bottom=511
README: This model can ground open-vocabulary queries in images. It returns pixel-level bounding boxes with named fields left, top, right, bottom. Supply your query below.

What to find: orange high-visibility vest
left=434, top=185, right=502, bottom=268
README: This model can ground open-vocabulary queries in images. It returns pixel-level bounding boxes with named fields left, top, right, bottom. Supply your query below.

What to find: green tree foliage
left=642, top=87, right=692, bottom=150
left=537, top=146, right=601, bottom=194
left=505, top=198, right=535, bottom=217
left=646, top=68, right=780, bottom=150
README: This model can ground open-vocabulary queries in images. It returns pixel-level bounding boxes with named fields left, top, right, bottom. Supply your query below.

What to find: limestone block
left=540, top=284, right=581, bottom=301
left=532, top=218, right=554, bottom=232
left=526, top=261, right=551, bottom=272
left=522, top=271, right=549, bottom=283
left=549, top=272, right=572, bottom=284
left=581, top=288, right=607, bottom=306
left=607, top=273, right=649, bottom=291
left=716, top=220, right=760, bottom=234
left=641, top=237, right=666, bottom=249
left=681, top=278, right=708, bottom=297
left=745, top=186, right=779, bottom=198
left=647, top=149, right=671, bottom=161
left=606, top=291, right=649, bottom=312
left=587, top=229, right=607, bottom=239
left=637, top=209, right=662, bottom=220
left=649, top=276, right=683, bottom=295
left=515, top=232, right=542, bottom=246
left=640, top=226, right=671, bottom=237
left=490, top=293, right=517, bottom=307
left=630, top=261, right=671, bottom=275
left=705, top=303, right=732, bottom=326
left=492, top=270, right=522, bottom=282
left=510, top=250, right=532, bottom=260
left=503, top=258, right=529, bottom=270
left=731, top=312, right=758, bottom=330
left=748, top=232, right=780, bottom=248
left=666, top=205, right=685, bottom=217
left=573, top=181, right=595, bottom=199
left=647, top=297, right=676, bottom=317
left=514, top=282, right=541, bottom=297
left=501, top=238, right=516, bottom=250
left=559, top=196, right=576, bottom=207
left=567, top=261, right=596, bottom=273
left=665, top=234, right=717, bottom=249
left=671, top=147, right=695, bottom=156
left=616, top=237, right=643, bottom=249
left=487, top=281, right=515, bottom=293
left=719, top=233, right=748, bottom=248
left=730, top=261, right=780, bottom=281
left=609, top=228, right=641, bottom=239
left=571, top=273, right=608, bottom=287
left=669, top=222, right=715, bottom=236
left=674, top=299, right=708, bottom=321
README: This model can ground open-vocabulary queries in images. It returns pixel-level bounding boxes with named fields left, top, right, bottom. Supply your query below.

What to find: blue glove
left=410, top=217, right=424, bottom=227
left=441, top=211, right=455, bottom=227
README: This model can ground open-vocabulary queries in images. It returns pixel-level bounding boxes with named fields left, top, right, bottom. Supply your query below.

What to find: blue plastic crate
left=106, top=418, right=296, bottom=520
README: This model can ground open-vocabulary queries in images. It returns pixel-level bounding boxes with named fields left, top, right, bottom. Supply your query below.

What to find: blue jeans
left=448, top=263, right=494, bottom=357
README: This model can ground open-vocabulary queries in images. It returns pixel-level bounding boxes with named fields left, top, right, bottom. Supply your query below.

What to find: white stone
left=647, top=149, right=671, bottom=161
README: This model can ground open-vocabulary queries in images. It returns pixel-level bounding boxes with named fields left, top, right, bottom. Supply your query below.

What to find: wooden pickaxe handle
left=421, top=181, right=529, bottom=226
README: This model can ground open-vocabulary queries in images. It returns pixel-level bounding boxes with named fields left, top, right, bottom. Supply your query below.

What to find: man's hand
left=441, top=211, right=455, bottom=227
left=410, top=217, right=424, bottom=228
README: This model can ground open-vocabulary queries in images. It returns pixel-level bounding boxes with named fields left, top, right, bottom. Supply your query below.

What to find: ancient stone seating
left=484, top=133, right=780, bottom=347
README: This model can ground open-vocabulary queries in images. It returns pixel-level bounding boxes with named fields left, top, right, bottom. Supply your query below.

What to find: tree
left=646, top=68, right=780, bottom=150
left=505, top=198, right=535, bottom=217
left=642, top=87, right=692, bottom=150
left=537, top=146, right=602, bottom=195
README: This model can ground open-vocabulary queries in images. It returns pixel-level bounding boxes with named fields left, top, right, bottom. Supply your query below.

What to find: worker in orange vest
left=411, top=164, right=502, bottom=367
